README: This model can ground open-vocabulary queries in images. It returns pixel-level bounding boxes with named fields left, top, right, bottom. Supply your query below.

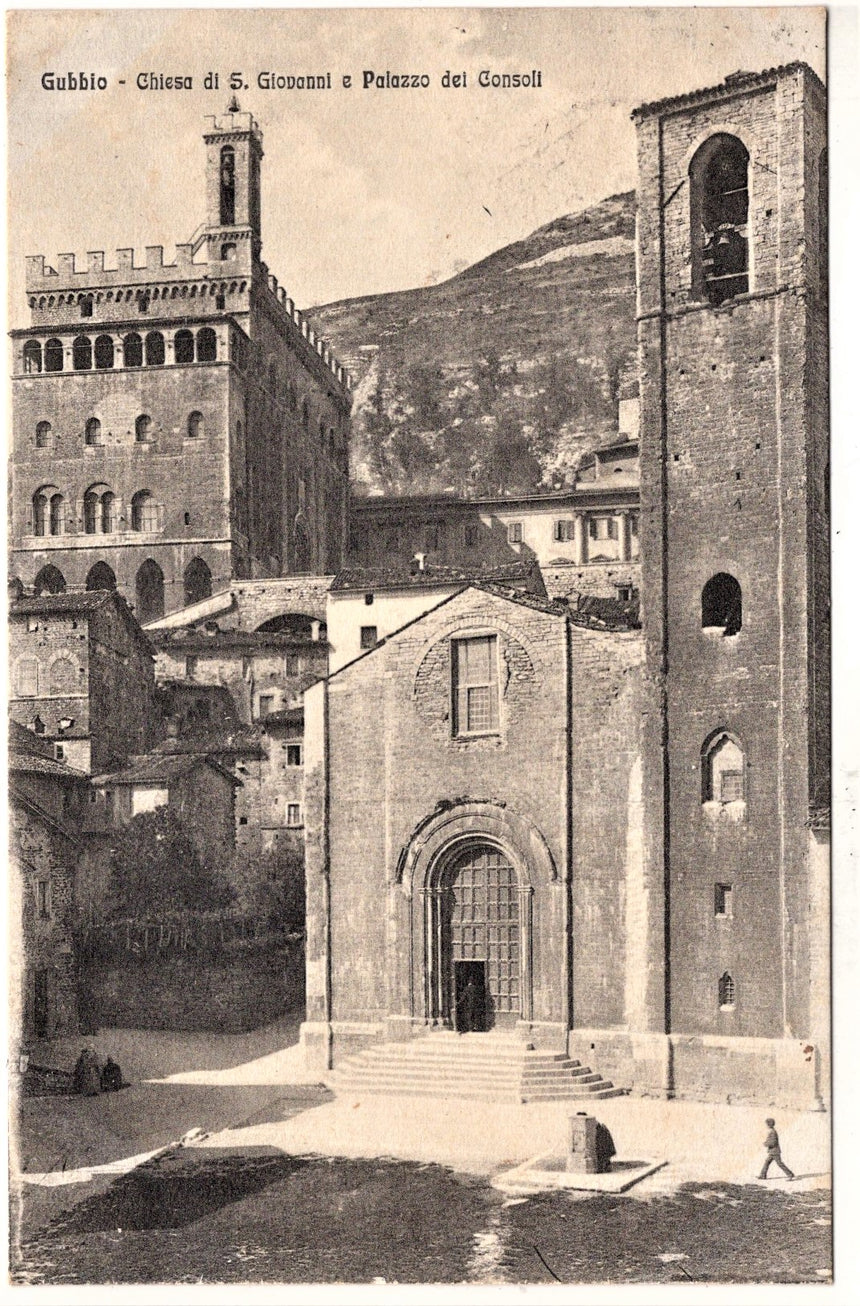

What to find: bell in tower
left=203, top=99, right=264, bottom=265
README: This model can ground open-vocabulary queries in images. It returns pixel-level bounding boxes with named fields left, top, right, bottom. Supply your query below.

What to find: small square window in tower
left=452, top=635, right=499, bottom=737
left=286, top=744, right=302, bottom=767
left=714, top=884, right=733, bottom=918
left=360, top=625, right=378, bottom=650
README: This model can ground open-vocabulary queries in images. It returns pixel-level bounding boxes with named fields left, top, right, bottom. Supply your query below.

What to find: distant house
left=9, top=722, right=90, bottom=1041
left=9, top=589, right=156, bottom=774
left=88, top=753, right=241, bottom=857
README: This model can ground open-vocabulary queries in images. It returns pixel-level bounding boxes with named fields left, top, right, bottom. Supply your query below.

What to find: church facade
left=300, top=64, right=830, bottom=1107
left=10, top=102, right=351, bottom=621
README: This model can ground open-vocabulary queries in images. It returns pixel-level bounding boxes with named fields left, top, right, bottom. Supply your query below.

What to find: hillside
left=307, top=191, right=638, bottom=497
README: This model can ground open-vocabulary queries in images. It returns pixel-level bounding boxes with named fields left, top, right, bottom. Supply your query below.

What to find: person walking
left=758, top=1117, right=796, bottom=1180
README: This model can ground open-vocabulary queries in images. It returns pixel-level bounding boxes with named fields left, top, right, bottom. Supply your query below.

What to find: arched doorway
left=33, top=564, right=66, bottom=596
left=135, top=559, right=165, bottom=624
left=86, top=561, right=116, bottom=591
left=423, top=838, right=533, bottom=1031
left=440, top=844, right=521, bottom=1031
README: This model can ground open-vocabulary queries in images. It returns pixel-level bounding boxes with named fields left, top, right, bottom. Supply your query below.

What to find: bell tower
left=632, top=63, right=829, bottom=1097
left=203, top=97, right=263, bottom=267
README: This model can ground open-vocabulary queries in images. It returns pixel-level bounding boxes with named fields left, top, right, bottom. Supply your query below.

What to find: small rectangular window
left=360, top=626, right=378, bottom=650
left=286, top=744, right=302, bottom=767
left=54, top=743, right=65, bottom=761
left=720, top=770, right=744, bottom=803
left=452, top=635, right=499, bottom=737
left=425, top=524, right=440, bottom=551
left=258, top=694, right=274, bottom=718
left=464, top=524, right=478, bottom=547
left=185, top=656, right=197, bottom=678
left=507, top=522, right=523, bottom=544
left=553, top=520, right=573, bottom=543
left=216, top=294, right=226, bottom=311
left=286, top=802, right=302, bottom=827
left=714, top=884, right=733, bottom=918
left=284, top=654, right=298, bottom=676
left=37, top=880, right=50, bottom=919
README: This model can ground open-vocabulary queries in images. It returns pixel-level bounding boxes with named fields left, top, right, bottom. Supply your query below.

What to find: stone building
left=10, top=101, right=351, bottom=618
left=349, top=433, right=641, bottom=604
left=9, top=722, right=90, bottom=1041
left=300, top=64, right=829, bottom=1108
left=301, top=582, right=643, bottom=1069
left=8, top=589, right=157, bottom=774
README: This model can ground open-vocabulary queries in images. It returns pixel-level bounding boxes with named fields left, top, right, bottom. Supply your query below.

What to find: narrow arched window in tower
left=220, top=145, right=235, bottom=225
left=23, top=340, right=42, bottom=374
left=32, top=490, right=49, bottom=536
left=718, top=972, right=736, bottom=1009
left=702, top=730, right=746, bottom=806
left=196, top=327, right=217, bottom=362
left=35, top=421, right=51, bottom=449
left=44, top=338, right=64, bottom=372
left=184, top=557, right=212, bottom=606
left=702, top=573, right=742, bottom=635
left=73, top=335, right=92, bottom=370
left=86, top=561, right=116, bottom=592
left=124, top=332, right=143, bottom=368
left=49, top=493, right=65, bottom=536
left=94, top=335, right=114, bottom=369
left=690, top=134, right=749, bottom=305
left=135, top=414, right=152, bottom=443
left=131, top=490, right=158, bottom=531
left=174, top=329, right=195, bottom=364
left=135, top=559, right=165, bottom=623
left=187, top=411, right=204, bottom=439
left=33, top=564, right=65, bottom=596
left=145, top=331, right=165, bottom=366
left=84, top=417, right=102, bottom=446
left=50, top=656, right=76, bottom=694
left=101, top=491, right=115, bottom=534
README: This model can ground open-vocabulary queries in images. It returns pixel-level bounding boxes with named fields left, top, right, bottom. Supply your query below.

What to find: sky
left=6, top=6, right=826, bottom=314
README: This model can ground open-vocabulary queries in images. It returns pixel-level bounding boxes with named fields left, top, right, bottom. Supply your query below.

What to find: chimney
left=310, top=620, right=321, bottom=641
left=413, top=552, right=427, bottom=572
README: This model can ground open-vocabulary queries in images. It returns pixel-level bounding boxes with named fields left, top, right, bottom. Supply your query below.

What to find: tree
left=250, top=843, right=305, bottom=932
left=106, top=808, right=235, bottom=918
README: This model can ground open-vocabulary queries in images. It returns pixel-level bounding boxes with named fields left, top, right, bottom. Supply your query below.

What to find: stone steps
left=327, top=1036, right=626, bottom=1103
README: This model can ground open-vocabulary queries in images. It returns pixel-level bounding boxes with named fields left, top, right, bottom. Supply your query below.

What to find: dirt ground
left=12, top=1149, right=832, bottom=1285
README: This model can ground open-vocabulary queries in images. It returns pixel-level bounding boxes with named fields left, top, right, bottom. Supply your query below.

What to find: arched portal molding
left=396, top=799, right=557, bottom=899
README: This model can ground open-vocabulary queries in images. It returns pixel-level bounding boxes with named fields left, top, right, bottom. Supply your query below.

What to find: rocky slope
left=308, top=191, right=637, bottom=497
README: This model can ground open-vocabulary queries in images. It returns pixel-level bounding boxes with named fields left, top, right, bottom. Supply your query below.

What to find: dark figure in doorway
left=758, top=1118, right=796, bottom=1180
left=72, top=1047, right=101, bottom=1096
left=595, top=1121, right=617, bottom=1173
left=456, top=977, right=481, bottom=1033
left=100, top=1056, right=124, bottom=1092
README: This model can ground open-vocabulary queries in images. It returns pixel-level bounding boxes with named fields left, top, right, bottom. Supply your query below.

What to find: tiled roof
left=471, top=582, right=566, bottom=617
left=92, top=753, right=240, bottom=786
left=331, top=559, right=544, bottom=594
left=152, top=728, right=264, bottom=757
left=10, top=589, right=154, bottom=654
left=632, top=63, right=824, bottom=121
left=8, top=750, right=90, bottom=781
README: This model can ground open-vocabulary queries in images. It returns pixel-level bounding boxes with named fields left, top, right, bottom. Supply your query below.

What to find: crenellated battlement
left=25, top=242, right=239, bottom=290
left=258, top=261, right=351, bottom=391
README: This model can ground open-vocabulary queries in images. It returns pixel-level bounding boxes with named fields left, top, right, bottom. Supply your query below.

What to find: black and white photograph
left=5, top=3, right=844, bottom=1291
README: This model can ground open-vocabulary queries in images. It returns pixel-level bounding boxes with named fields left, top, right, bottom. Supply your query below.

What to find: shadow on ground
left=13, top=1151, right=833, bottom=1286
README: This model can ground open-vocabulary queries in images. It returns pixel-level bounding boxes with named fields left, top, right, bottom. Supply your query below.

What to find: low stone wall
left=567, top=1028, right=825, bottom=1110
left=82, top=938, right=305, bottom=1034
